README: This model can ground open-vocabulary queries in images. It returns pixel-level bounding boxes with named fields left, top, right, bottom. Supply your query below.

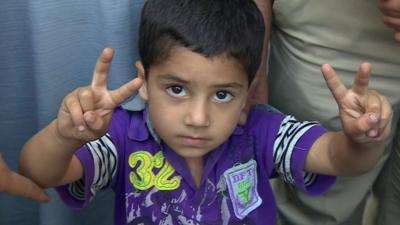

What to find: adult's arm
left=240, top=0, right=273, bottom=124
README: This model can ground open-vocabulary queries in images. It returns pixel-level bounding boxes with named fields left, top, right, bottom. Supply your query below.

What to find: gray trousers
left=372, top=113, right=400, bottom=225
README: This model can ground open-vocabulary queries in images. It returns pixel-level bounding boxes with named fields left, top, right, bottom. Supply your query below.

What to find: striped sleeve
left=272, top=115, right=318, bottom=186
left=68, top=133, right=118, bottom=200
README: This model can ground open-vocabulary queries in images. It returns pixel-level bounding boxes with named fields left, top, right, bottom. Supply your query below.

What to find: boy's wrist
left=344, top=132, right=386, bottom=152
left=48, top=120, right=86, bottom=152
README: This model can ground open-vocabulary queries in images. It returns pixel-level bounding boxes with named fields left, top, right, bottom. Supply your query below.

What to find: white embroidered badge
left=223, top=159, right=262, bottom=219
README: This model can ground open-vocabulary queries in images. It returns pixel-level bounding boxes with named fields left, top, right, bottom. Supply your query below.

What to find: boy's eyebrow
left=158, top=74, right=189, bottom=84
left=212, top=82, right=244, bottom=89
left=158, top=74, right=244, bottom=89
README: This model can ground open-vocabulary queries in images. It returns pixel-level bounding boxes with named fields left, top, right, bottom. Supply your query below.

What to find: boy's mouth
left=178, top=136, right=210, bottom=147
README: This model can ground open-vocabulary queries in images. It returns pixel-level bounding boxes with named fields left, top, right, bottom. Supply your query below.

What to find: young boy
left=19, top=0, right=393, bottom=224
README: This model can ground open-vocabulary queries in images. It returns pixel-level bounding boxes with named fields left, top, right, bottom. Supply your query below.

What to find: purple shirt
left=57, top=105, right=335, bottom=225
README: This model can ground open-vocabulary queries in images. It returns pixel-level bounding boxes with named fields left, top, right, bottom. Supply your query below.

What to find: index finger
left=352, top=63, right=371, bottom=96
left=91, top=48, right=114, bottom=89
left=321, top=64, right=348, bottom=103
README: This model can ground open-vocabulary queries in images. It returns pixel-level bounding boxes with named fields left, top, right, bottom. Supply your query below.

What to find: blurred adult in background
left=267, top=0, right=400, bottom=225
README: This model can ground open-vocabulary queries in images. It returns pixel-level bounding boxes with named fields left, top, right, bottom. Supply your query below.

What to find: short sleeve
left=55, top=134, right=119, bottom=208
left=273, top=115, right=335, bottom=195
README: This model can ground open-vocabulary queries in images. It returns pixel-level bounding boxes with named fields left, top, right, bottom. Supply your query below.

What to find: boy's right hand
left=57, top=48, right=143, bottom=142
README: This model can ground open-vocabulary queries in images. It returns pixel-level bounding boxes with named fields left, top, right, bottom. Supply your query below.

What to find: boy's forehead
left=150, top=47, right=248, bottom=82
left=161, top=47, right=244, bottom=72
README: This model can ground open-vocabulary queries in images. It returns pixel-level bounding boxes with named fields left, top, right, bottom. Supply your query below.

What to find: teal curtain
left=0, top=0, right=145, bottom=224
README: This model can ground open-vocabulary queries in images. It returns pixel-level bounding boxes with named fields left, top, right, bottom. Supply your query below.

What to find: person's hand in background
left=378, top=0, right=400, bottom=42
left=0, top=154, right=50, bottom=202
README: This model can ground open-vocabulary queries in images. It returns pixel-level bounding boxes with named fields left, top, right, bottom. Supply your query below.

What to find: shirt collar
left=127, top=106, right=154, bottom=141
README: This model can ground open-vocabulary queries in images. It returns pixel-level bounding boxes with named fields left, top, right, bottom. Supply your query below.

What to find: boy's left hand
left=322, top=63, right=393, bottom=145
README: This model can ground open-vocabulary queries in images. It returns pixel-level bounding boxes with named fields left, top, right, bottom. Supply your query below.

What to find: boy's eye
left=166, top=85, right=187, bottom=97
left=213, top=91, right=233, bottom=103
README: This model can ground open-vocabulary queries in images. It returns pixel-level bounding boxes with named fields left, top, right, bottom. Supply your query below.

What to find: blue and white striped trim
left=273, top=115, right=318, bottom=186
left=69, top=134, right=118, bottom=200
left=68, top=178, right=85, bottom=201
left=303, top=171, right=317, bottom=186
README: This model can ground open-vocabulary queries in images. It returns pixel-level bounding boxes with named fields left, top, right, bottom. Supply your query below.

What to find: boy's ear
left=135, top=61, right=148, bottom=101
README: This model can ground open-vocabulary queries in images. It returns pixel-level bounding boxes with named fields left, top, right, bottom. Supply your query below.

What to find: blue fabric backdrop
left=0, top=0, right=145, bottom=224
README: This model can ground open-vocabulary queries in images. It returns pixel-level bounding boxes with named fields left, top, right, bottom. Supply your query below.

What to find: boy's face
left=138, top=47, right=249, bottom=161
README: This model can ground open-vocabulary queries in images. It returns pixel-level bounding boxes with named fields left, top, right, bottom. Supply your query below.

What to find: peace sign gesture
left=57, top=48, right=143, bottom=142
left=322, top=63, right=392, bottom=144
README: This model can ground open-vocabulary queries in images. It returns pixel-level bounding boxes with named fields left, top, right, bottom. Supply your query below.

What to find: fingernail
left=78, top=125, right=85, bottom=132
left=369, top=113, right=378, bottom=123
left=368, top=129, right=378, bottom=137
left=84, top=113, right=94, bottom=123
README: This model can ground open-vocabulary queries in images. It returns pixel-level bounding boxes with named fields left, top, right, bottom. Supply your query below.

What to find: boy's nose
left=184, top=100, right=210, bottom=128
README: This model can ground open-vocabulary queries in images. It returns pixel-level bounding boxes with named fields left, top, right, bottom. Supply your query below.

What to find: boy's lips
left=178, top=135, right=210, bottom=147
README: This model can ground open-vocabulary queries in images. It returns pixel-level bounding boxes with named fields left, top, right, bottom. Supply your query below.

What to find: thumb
left=109, top=77, right=143, bottom=106
left=351, top=112, right=380, bottom=138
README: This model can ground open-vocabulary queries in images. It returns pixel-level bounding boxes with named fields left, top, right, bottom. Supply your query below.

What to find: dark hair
left=138, top=0, right=265, bottom=83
